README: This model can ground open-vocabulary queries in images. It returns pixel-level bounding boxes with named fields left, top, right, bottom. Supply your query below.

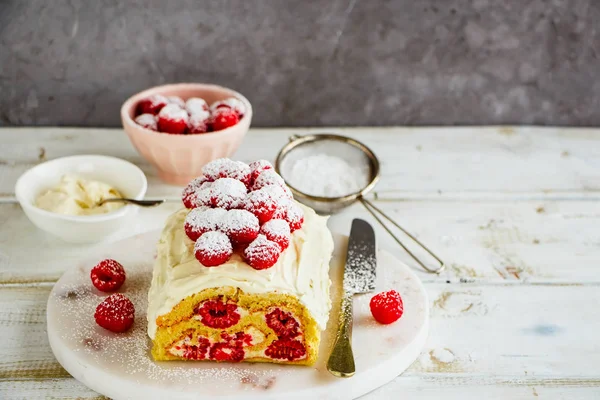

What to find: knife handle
left=327, top=292, right=355, bottom=377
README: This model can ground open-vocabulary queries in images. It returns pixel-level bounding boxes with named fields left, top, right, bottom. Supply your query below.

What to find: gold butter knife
left=327, top=218, right=377, bottom=377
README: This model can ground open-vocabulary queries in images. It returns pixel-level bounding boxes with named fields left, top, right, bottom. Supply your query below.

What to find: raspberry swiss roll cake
left=147, top=159, right=333, bottom=365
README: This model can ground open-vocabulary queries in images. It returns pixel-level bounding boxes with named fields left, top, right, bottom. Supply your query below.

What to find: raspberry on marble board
left=94, top=293, right=135, bottom=333
left=90, top=259, right=126, bottom=292
left=370, top=290, right=404, bottom=324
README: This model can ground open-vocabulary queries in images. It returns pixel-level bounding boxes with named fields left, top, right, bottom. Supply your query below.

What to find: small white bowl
left=15, top=155, right=148, bottom=243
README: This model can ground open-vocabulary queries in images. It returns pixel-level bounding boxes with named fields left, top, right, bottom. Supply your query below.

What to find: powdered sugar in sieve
left=279, top=140, right=372, bottom=198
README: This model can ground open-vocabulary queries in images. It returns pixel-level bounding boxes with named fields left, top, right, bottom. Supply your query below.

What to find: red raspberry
left=265, top=339, right=306, bottom=361
left=185, top=97, right=209, bottom=115
left=202, top=159, right=251, bottom=186
left=137, top=94, right=168, bottom=115
left=220, top=331, right=253, bottom=347
left=248, top=159, right=272, bottom=184
left=209, top=343, right=244, bottom=362
left=134, top=113, right=157, bottom=131
left=209, top=178, right=247, bottom=209
left=285, top=201, right=304, bottom=232
left=243, top=234, right=281, bottom=270
left=210, top=98, right=246, bottom=118
left=94, top=293, right=135, bottom=333
left=265, top=308, right=300, bottom=338
left=210, top=108, right=239, bottom=131
left=197, top=299, right=241, bottom=328
left=370, top=290, right=404, bottom=324
left=194, top=187, right=215, bottom=208
left=252, top=169, right=286, bottom=191
left=181, top=177, right=211, bottom=208
left=260, top=219, right=291, bottom=250
left=218, top=209, right=259, bottom=245
left=187, top=114, right=209, bottom=134
left=90, top=259, right=126, bottom=292
left=243, top=188, right=277, bottom=224
left=184, top=208, right=227, bottom=241
left=182, top=337, right=210, bottom=360
left=273, top=200, right=304, bottom=232
left=194, top=231, right=233, bottom=267
left=167, top=95, right=185, bottom=108
left=262, top=184, right=293, bottom=202
left=157, top=104, right=189, bottom=134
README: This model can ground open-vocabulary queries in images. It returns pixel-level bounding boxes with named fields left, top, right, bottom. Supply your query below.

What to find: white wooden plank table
left=1, top=126, right=599, bottom=399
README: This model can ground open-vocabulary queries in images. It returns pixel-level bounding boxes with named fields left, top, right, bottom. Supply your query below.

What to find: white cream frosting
left=35, top=174, right=124, bottom=216
left=147, top=203, right=334, bottom=339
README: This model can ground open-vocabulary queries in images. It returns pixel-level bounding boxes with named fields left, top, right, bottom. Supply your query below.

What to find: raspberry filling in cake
left=147, top=158, right=333, bottom=365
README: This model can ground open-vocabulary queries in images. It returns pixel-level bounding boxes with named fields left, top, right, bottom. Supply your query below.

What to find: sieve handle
left=359, top=198, right=446, bottom=274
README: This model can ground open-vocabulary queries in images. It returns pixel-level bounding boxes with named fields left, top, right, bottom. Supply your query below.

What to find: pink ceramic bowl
left=121, top=83, right=252, bottom=186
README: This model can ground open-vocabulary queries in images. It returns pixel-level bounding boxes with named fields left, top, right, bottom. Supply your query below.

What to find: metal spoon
left=97, top=198, right=165, bottom=207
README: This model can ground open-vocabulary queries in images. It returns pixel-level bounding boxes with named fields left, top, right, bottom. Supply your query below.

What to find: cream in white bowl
left=15, top=155, right=147, bottom=243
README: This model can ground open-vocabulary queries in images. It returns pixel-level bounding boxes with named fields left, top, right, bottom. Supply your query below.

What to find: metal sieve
left=275, top=133, right=445, bottom=274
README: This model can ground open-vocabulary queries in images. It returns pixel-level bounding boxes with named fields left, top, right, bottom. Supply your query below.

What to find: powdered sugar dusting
left=260, top=219, right=291, bottom=242
left=167, top=96, right=185, bottom=108
left=202, top=159, right=251, bottom=182
left=249, top=159, right=272, bottom=173
left=210, top=178, right=247, bottom=208
left=147, top=94, right=168, bottom=106
left=185, top=208, right=227, bottom=232
left=188, top=114, right=209, bottom=133
left=261, top=185, right=292, bottom=201
left=50, top=256, right=284, bottom=389
left=159, top=104, right=189, bottom=122
left=194, top=231, right=233, bottom=256
left=260, top=219, right=290, bottom=239
left=244, top=188, right=277, bottom=209
left=186, top=97, right=210, bottom=118
left=244, top=234, right=280, bottom=261
left=210, top=98, right=246, bottom=116
left=286, top=202, right=304, bottom=222
left=135, top=113, right=157, bottom=130
left=218, top=209, right=259, bottom=234
left=253, top=170, right=285, bottom=190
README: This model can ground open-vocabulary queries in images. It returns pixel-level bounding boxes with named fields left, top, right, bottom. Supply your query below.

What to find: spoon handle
left=99, top=198, right=165, bottom=207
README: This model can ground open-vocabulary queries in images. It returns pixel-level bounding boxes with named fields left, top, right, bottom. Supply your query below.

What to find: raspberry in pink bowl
left=121, top=83, right=252, bottom=185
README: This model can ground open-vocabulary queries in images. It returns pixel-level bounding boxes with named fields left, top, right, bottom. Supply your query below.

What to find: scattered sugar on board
left=52, top=260, right=285, bottom=387
left=282, top=153, right=370, bottom=197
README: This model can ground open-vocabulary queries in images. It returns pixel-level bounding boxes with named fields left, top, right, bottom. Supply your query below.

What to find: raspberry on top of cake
left=147, top=158, right=334, bottom=365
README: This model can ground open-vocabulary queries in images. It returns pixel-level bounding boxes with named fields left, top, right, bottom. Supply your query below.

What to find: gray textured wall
left=1, top=0, right=599, bottom=127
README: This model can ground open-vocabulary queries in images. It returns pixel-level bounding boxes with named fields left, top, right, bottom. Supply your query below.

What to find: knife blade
left=343, top=218, right=377, bottom=294
left=327, top=218, right=377, bottom=378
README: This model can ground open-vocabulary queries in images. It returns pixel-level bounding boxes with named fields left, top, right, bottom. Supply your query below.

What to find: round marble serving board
left=47, top=230, right=429, bottom=400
